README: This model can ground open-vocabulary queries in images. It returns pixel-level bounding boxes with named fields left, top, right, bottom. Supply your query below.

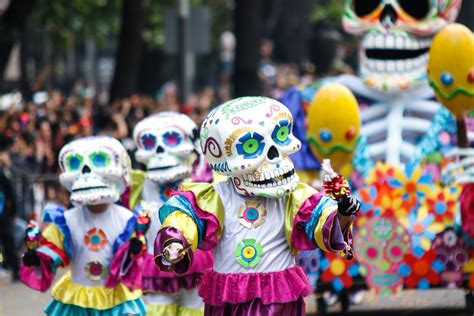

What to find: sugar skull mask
left=343, top=0, right=461, bottom=91
left=433, top=228, right=468, bottom=287
left=201, top=97, right=301, bottom=198
left=59, top=136, right=131, bottom=206
left=133, top=112, right=198, bottom=184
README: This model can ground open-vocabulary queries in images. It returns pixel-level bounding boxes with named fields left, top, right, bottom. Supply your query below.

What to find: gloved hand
left=162, top=241, right=186, bottom=264
left=129, top=237, right=144, bottom=256
left=23, top=249, right=41, bottom=267
left=337, top=195, right=360, bottom=216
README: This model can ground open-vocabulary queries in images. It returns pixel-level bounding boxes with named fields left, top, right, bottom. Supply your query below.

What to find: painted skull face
left=201, top=97, right=301, bottom=198
left=133, top=112, right=198, bottom=184
left=433, top=228, right=468, bottom=287
left=59, top=136, right=131, bottom=206
left=355, top=217, right=411, bottom=295
left=343, top=0, right=461, bottom=91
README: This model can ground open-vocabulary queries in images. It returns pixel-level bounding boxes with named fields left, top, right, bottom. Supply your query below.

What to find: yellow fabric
left=129, top=169, right=146, bottom=210
left=51, top=272, right=142, bottom=309
left=314, top=205, right=338, bottom=252
left=178, top=306, right=204, bottom=316
left=162, top=211, right=199, bottom=250
left=212, top=172, right=228, bottom=183
left=146, top=304, right=179, bottom=315
left=179, top=182, right=225, bottom=241
left=42, top=223, right=65, bottom=253
left=285, top=183, right=317, bottom=253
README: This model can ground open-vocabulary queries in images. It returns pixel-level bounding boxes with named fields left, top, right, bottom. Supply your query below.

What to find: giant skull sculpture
left=343, top=0, right=461, bottom=91
left=133, top=112, right=199, bottom=184
left=201, top=97, right=301, bottom=198
left=59, top=136, right=131, bottom=206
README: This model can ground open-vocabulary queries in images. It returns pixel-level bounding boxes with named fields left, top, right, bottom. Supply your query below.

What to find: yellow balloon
left=307, top=83, right=361, bottom=174
left=428, top=23, right=474, bottom=118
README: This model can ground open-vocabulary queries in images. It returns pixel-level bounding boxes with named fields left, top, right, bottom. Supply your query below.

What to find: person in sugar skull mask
left=19, top=136, right=149, bottom=316
left=128, top=112, right=213, bottom=316
left=281, top=0, right=462, bottom=171
left=152, top=97, right=360, bottom=316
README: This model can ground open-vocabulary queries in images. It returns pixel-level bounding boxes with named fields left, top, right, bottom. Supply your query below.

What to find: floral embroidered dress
left=155, top=180, right=353, bottom=316
left=20, top=204, right=147, bottom=316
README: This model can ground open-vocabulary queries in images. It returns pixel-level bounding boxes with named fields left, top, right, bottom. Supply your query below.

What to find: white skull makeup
left=343, top=0, right=461, bottom=91
left=201, top=97, right=301, bottom=198
left=133, top=112, right=198, bottom=184
left=59, top=136, right=131, bottom=206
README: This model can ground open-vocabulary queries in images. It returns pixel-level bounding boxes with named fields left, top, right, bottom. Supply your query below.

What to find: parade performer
left=19, top=136, right=148, bottom=316
left=153, top=97, right=360, bottom=315
left=130, top=112, right=213, bottom=316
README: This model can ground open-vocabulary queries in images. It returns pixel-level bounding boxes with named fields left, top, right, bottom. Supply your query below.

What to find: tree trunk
left=233, top=0, right=263, bottom=97
left=109, top=0, right=145, bottom=102
left=0, top=0, right=36, bottom=89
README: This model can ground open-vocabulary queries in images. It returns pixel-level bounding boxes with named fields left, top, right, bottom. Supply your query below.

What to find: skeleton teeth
left=385, top=35, right=395, bottom=48
left=376, top=60, right=385, bottom=72
left=395, top=36, right=404, bottom=49
left=375, top=34, right=384, bottom=48
left=386, top=60, right=395, bottom=72
left=277, top=180, right=282, bottom=186
left=413, top=40, right=420, bottom=50
left=396, top=60, right=405, bottom=72
left=405, top=38, right=414, bottom=50
left=366, top=34, right=375, bottom=48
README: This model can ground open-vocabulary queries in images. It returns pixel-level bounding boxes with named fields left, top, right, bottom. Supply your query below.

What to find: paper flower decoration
left=84, top=228, right=108, bottom=251
left=399, top=207, right=444, bottom=251
left=357, top=185, right=408, bottom=224
left=423, top=186, right=457, bottom=225
left=235, top=239, right=263, bottom=268
left=238, top=200, right=266, bottom=228
left=365, top=162, right=396, bottom=190
left=387, top=163, right=432, bottom=205
left=320, top=252, right=359, bottom=292
left=398, top=247, right=444, bottom=289
left=84, top=261, right=108, bottom=281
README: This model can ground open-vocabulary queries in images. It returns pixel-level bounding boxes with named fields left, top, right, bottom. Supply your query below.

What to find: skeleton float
left=281, top=0, right=474, bottom=314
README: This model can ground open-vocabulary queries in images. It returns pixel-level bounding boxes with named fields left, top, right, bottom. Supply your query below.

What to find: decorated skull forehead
left=343, top=0, right=461, bottom=91
left=201, top=96, right=301, bottom=198
left=133, top=112, right=198, bottom=184
left=59, top=136, right=131, bottom=206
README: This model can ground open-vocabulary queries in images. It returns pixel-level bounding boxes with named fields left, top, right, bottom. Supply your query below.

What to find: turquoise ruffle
left=44, top=297, right=147, bottom=316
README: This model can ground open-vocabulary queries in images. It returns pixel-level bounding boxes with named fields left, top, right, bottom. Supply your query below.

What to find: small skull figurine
left=133, top=112, right=199, bottom=184
left=59, top=136, right=131, bottom=206
left=201, top=97, right=301, bottom=198
left=433, top=228, right=468, bottom=288
left=342, top=0, right=461, bottom=91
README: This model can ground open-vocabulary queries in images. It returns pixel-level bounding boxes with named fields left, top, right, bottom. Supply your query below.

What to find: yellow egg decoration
left=307, top=83, right=361, bottom=175
left=428, top=23, right=474, bottom=118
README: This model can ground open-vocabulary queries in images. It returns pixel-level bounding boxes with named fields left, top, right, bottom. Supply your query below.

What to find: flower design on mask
left=271, top=120, right=291, bottom=146
left=84, top=228, right=108, bottom=251
left=141, top=133, right=157, bottom=150
left=320, top=252, right=360, bottom=292
left=163, top=131, right=182, bottom=147
left=236, top=132, right=265, bottom=159
left=235, top=239, right=263, bottom=268
left=238, top=200, right=266, bottom=228
left=84, top=261, right=108, bottom=281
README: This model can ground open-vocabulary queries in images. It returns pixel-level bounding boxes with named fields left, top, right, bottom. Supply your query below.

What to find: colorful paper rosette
left=398, top=247, right=444, bottom=289
left=235, top=239, right=263, bottom=269
left=319, top=252, right=360, bottom=292
left=84, top=228, right=108, bottom=251
left=422, top=186, right=458, bottom=225
left=238, top=200, right=266, bottom=229
left=387, top=163, right=433, bottom=205
left=399, top=207, right=444, bottom=251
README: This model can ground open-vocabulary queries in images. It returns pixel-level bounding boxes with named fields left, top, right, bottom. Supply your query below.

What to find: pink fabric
left=204, top=297, right=305, bottom=316
left=175, top=190, right=220, bottom=250
left=198, top=266, right=312, bottom=306
left=461, top=183, right=474, bottom=239
left=191, top=155, right=213, bottom=183
left=105, top=240, right=144, bottom=290
left=19, top=252, right=55, bottom=292
left=291, top=193, right=323, bottom=250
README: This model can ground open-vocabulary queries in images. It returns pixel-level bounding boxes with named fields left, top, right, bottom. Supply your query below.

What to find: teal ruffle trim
left=44, top=297, right=147, bottom=316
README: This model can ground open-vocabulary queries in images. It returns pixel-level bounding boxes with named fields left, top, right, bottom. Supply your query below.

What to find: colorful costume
left=131, top=112, right=212, bottom=316
left=20, top=136, right=147, bottom=316
left=154, top=97, right=359, bottom=315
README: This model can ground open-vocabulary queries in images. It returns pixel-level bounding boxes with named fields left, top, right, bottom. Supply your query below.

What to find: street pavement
left=0, top=269, right=471, bottom=316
